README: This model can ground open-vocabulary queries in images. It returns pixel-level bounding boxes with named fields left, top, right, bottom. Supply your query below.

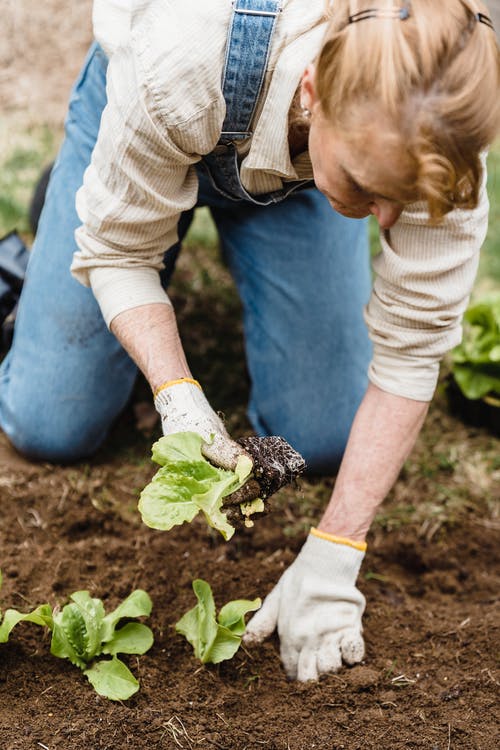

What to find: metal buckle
left=231, top=1, right=282, bottom=18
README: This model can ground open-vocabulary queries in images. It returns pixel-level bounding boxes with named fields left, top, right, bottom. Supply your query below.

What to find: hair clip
left=348, top=3, right=411, bottom=24
left=475, top=12, right=494, bottom=30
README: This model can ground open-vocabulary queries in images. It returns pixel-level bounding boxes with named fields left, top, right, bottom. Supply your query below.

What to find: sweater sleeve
left=364, top=155, right=489, bottom=401
left=70, top=43, right=201, bottom=327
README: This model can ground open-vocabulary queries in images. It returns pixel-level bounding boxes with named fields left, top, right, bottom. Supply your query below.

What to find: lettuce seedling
left=176, top=579, right=261, bottom=664
left=0, top=569, right=53, bottom=642
left=451, top=295, right=500, bottom=399
left=50, top=589, right=154, bottom=701
left=1, top=571, right=154, bottom=701
left=139, top=432, right=254, bottom=540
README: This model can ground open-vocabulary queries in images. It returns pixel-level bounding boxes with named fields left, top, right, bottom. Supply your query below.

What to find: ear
left=300, top=64, right=318, bottom=112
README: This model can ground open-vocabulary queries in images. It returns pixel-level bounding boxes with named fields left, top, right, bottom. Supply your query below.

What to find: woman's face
left=302, top=67, right=418, bottom=230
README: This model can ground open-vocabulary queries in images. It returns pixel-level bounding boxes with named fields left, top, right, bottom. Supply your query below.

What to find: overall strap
left=219, top=0, right=283, bottom=145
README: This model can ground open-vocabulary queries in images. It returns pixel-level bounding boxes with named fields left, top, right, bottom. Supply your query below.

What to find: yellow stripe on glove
left=153, top=377, right=202, bottom=399
left=311, top=527, right=367, bottom=553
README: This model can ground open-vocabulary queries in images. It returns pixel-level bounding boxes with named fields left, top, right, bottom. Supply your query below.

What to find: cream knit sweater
left=71, top=0, right=489, bottom=401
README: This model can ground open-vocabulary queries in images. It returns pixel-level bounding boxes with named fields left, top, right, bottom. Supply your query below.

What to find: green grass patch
left=185, top=207, right=219, bottom=249
left=478, top=145, right=500, bottom=289
left=0, top=119, right=61, bottom=237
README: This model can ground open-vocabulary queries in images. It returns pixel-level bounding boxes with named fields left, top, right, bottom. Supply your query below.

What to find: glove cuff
left=310, top=527, right=367, bottom=553
left=153, top=377, right=201, bottom=401
left=154, top=379, right=206, bottom=419
left=300, top=531, right=365, bottom=584
left=153, top=380, right=244, bottom=471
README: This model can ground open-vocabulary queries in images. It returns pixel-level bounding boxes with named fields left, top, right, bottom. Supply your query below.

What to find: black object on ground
left=446, top=376, right=500, bottom=437
left=0, top=231, right=30, bottom=350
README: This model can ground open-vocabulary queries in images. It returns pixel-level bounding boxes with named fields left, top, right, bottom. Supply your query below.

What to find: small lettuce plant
left=176, top=579, right=261, bottom=664
left=451, top=295, right=500, bottom=401
left=139, top=432, right=262, bottom=540
left=0, top=571, right=153, bottom=701
left=50, top=589, right=154, bottom=700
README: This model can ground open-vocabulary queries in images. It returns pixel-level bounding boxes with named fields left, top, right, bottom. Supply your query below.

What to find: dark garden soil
left=1, top=243, right=499, bottom=750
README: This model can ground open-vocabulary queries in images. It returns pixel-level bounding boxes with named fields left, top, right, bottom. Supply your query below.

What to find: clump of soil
left=223, top=436, right=306, bottom=527
left=238, top=435, right=307, bottom=498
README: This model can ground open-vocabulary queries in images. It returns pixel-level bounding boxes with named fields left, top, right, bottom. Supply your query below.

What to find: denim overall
left=200, top=0, right=311, bottom=205
left=0, top=2, right=371, bottom=471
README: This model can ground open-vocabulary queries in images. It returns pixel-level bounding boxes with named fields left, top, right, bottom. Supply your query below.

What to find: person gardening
left=0, top=0, right=498, bottom=681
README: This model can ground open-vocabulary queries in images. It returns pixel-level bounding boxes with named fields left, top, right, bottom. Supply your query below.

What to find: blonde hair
left=315, top=0, right=500, bottom=219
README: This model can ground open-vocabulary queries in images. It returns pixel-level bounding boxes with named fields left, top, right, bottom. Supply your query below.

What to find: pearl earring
left=301, top=105, right=311, bottom=118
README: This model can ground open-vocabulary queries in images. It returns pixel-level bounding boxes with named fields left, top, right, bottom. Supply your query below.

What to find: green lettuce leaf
left=152, top=430, right=208, bottom=464
left=218, top=598, right=260, bottom=637
left=100, top=589, right=153, bottom=643
left=102, top=623, right=154, bottom=656
left=0, top=604, right=53, bottom=643
left=84, top=656, right=140, bottom=701
left=0, top=572, right=153, bottom=701
left=139, top=432, right=253, bottom=540
left=0, top=569, right=53, bottom=643
left=51, top=591, right=106, bottom=667
left=452, top=364, right=500, bottom=400
left=452, top=296, right=500, bottom=399
left=176, top=579, right=261, bottom=664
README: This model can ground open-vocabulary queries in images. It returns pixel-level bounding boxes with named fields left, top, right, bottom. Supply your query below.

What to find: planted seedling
left=176, top=579, right=261, bottom=665
left=139, top=431, right=305, bottom=540
left=51, top=589, right=154, bottom=700
left=448, top=295, right=500, bottom=435
left=451, top=294, right=500, bottom=400
left=1, top=571, right=154, bottom=701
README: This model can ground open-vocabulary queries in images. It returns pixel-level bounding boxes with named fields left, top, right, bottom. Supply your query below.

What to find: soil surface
left=0, top=415, right=499, bottom=750
left=0, top=241, right=499, bottom=750
left=1, top=2, right=499, bottom=748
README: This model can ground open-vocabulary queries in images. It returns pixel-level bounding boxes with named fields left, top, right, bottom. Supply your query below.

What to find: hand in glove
left=154, top=377, right=248, bottom=471
left=154, top=378, right=307, bottom=527
left=244, top=529, right=366, bottom=681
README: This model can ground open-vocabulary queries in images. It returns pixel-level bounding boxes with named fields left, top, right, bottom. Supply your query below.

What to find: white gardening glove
left=244, top=529, right=366, bottom=681
left=154, top=378, right=249, bottom=471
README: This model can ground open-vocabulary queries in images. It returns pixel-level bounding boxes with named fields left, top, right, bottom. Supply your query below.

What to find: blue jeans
left=0, top=43, right=372, bottom=472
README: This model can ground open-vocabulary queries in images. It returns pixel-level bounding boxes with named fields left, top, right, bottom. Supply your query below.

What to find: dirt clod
left=343, top=666, right=380, bottom=690
left=238, top=435, right=306, bottom=498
